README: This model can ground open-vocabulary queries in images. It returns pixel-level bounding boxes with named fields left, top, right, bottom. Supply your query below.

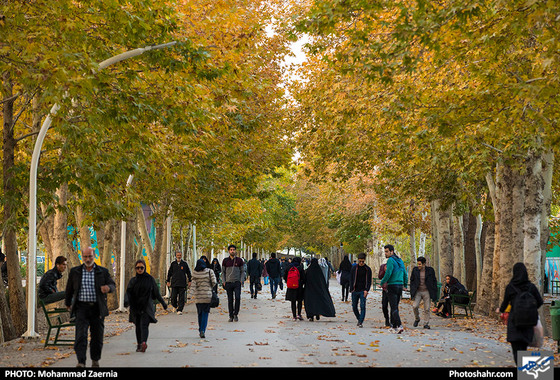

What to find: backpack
left=287, top=267, right=300, bottom=289
left=511, top=285, right=538, bottom=327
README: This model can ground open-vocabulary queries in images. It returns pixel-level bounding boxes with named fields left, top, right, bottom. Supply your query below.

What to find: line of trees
left=0, top=0, right=295, bottom=342
left=282, top=0, right=560, bottom=318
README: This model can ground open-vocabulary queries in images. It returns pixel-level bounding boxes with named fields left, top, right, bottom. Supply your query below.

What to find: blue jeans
left=196, top=303, right=210, bottom=333
left=351, top=291, right=367, bottom=324
left=269, top=277, right=280, bottom=297
left=387, top=284, right=403, bottom=328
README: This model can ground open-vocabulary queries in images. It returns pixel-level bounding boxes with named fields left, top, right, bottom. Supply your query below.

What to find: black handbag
left=209, top=272, right=219, bottom=308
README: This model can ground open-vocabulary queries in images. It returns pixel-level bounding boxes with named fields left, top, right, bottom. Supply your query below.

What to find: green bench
left=39, top=299, right=75, bottom=347
left=450, top=290, right=476, bottom=318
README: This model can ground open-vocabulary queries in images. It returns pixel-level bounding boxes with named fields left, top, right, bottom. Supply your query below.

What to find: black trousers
left=387, top=284, right=403, bottom=328
left=249, top=276, right=260, bottom=296
left=170, top=287, right=186, bottom=311
left=510, top=341, right=529, bottom=365
left=382, top=290, right=390, bottom=324
left=224, top=281, right=241, bottom=317
left=40, top=291, right=66, bottom=305
left=134, top=313, right=151, bottom=344
left=290, top=299, right=303, bottom=318
left=74, top=302, right=105, bottom=364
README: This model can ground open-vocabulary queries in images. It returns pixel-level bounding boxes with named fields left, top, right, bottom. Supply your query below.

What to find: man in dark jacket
left=246, top=252, right=263, bottom=299
left=265, top=252, right=282, bottom=299
left=39, top=255, right=67, bottom=304
left=409, top=256, right=438, bottom=329
left=350, top=253, right=372, bottom=327
left=166, top=251, right=192, bottom=315
left=222, top=244, right=245, bottom=321
left=65, top=247, right=116, bottom=368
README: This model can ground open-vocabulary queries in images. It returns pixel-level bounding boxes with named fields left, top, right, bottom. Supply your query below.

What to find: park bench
left=39, top=299, right=75, bottom=347
left=450, top=290, right=476, bottom=318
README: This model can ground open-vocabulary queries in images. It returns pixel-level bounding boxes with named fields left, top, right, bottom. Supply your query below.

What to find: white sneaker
left=177, top=311, right=182, bottom=315
left=396, top=326, right=404, bottom=334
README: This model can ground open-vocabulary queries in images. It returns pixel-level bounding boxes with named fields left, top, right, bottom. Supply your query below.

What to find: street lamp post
left=24, top=41, right=177, bottom=338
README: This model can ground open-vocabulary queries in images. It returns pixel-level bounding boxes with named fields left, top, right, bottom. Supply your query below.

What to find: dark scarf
left=510, top=262, right=530, bottom=289
left=194, top=258, right=206, bottom=272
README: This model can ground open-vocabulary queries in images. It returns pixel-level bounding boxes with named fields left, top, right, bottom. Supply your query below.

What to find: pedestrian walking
left=125, top=259, right=167, bottom=353
left=318, top=257, right=330, bottom=287
left=210, top=258, right=221, bottom=289
left=497, top=262, right=544, bottom=364
left=265, top=252, right=282, bottom=299
left=378, top=263, right=390, bottom=326
left=262, top=259, right=269, bottom=285
left=222, top=244, right=245, bottom=322
left=247, top=252, right=263, bottom=299
left=338, top=255, right=352, bottom=302
left=284, top=256, right=305, bottom=321
left=409, top=256, right=438, bottom=329
left=65, top=247, right=116, bottom=367
left=280, top=257, right=288, bottom=290
left=39, top=255, right=68, bottom=305
left=191, top=258, right=217, bottom=338
left=166, top=251, right=192, bottom=315
left=380, top=244, right=407, bottom=333
left=349, top=253, right=372, bottom=327
left=304, top=258, right=336, bottom=321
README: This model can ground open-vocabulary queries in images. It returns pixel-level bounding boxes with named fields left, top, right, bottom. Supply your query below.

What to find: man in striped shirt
left=65, top=247, right=115, bottom=368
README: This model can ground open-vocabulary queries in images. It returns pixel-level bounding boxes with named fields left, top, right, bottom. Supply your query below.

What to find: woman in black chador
left=125, top=259, right=167, bottom=352
left=497, top=262, right=543, bottom=364
left=304, top=258, right=336, bottom=321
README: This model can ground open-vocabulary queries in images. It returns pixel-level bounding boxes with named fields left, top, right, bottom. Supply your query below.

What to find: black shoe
left=424, top=324, right=430, bottom=329
left=413, top=319, right=420, bottom=327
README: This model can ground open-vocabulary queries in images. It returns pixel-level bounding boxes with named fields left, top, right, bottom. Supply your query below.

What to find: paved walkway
left=52, top=278, right=515, bottom=368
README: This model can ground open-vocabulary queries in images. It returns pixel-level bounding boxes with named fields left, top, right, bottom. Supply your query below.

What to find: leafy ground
left=1, top=289, right=559, bottom=367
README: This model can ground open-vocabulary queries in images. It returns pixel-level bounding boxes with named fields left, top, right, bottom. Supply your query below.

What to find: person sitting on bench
left=39, top=256, right=68, bottom=304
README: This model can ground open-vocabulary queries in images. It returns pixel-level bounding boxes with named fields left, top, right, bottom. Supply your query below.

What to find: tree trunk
left=152, top=210, right=165, bottom=286
left=523, top=151, right=544, bottom=288
left=540, top=150, right=554, bottom=294
left=0, top=275, right=17, bottom=342
left=409, top=226, right=416, bottom=262
left=75, top=205, right=92, bottom=253
left=476, top=220, right=495, bottom=315
left=431, top=201, right=440, bottom=280
left=474, top=213, right=483, bottom=292
left=2, top=72, right=27, bottom=336
left=452, top=205, right=465, bottom=283
left=435, top=200, right=453, bottom=279
left=487, top=164, right=502, bottom=313
left=464, top=212, right=478, bottom=291
left=511, top=167, right=526, bottom=263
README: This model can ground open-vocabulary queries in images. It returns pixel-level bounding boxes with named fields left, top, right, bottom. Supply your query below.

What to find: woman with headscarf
left=304, top=258, right=336, bottom=321
left=284, top=256, right=306, bottom=321
left=338, top=255, right=352, bottom=302
left=435, top=275, right=468, bottom=318
left=191, top=258, right=217, bottom=338
left=210, top=258, right=221, bottom=290
left=497, top=263, right=543, bottom=364
left=125, top=259, right=167, bottom=352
